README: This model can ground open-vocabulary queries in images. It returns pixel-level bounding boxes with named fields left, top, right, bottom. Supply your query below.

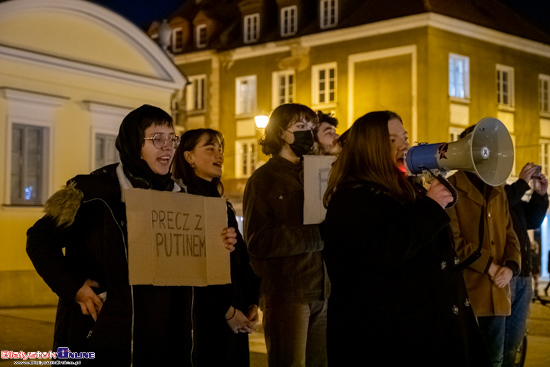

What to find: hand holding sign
left=222, top=227, right=237, bottom=252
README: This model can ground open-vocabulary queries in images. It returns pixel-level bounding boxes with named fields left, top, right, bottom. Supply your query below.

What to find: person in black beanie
left=27, top=105, right=237, bottom=366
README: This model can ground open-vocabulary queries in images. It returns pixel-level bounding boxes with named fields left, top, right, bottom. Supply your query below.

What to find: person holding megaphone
left=322, top=111, right=491, bottom=366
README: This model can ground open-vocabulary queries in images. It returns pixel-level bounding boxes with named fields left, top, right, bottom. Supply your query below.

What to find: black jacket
left=243, top=155, right=329, bottom=308
left=190, top=178, right=260, bottom=367
left=27, top=164, right=194, bottom=366
left=505, top=179, right=549, bottom=276
left=322, top=181, right=491, bottom=366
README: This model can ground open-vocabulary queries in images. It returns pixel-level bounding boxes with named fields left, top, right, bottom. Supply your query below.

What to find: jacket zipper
left=190, top=286, right=195, bottom=367
left=83, top=198, right=134, bottom=367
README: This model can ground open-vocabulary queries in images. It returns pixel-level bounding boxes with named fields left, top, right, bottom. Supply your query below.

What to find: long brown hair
left=323, top=111, right=416, bottom=207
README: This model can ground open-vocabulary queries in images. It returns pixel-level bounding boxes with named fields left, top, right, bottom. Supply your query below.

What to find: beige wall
left=171, top=12, right=550, bottom=218
left=0, top=0, right=185, bottom=307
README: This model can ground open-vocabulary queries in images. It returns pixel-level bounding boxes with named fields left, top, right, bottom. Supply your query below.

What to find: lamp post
left=254, top=114, right=269, bottom=170
left=254, top=114, right=269, bottom=129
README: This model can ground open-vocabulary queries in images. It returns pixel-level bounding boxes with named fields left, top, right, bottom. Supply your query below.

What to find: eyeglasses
left=143, top=134, right=180, bottom=149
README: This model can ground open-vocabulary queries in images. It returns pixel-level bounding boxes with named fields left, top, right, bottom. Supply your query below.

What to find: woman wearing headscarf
left=173, top=128, right=260, bottom=367
left=26, top=105, right=237, bottom=366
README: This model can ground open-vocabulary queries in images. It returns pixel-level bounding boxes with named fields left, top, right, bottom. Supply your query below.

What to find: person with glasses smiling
left=243, top=103, right=329, bottom=367
left=26, top=105, right=237, bottom=366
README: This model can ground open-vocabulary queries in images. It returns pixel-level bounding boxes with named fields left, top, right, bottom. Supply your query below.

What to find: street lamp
left=254, top=114, right=269, bottom=129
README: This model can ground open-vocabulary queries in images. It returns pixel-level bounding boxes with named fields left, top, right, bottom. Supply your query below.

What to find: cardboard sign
left=125, top=189, right=231, bottom=286
left=303, top=155, right=337, bottom=224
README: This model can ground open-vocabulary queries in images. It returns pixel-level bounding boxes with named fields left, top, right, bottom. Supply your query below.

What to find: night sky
left=499, top=0, right=550, bottom=35
left=88, top=0, right=184, bottom=29
left=87, top=0, right=550, bottom=34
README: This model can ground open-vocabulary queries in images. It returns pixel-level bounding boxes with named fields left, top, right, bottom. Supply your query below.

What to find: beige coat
left=447, top=171, right=521, bottom=317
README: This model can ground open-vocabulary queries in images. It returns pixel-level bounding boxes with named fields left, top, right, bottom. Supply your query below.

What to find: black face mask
left=288, top=130, right=314, bottom=157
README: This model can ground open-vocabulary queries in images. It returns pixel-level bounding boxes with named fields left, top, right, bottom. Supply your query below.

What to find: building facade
left=0, top=0, right=186, bottom=306
left=150, top=0, right=550, bottom=278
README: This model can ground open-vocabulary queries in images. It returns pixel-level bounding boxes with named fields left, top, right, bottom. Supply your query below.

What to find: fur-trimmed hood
left=44, top=181, right=83, bottom=228
left=44, top=163, right=122, bottom=228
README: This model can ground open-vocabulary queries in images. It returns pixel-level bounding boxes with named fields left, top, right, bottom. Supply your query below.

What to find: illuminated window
left=541, top=139, right=550, bottom=176
left=4, top=89, right=62, bottom=206
left=272, top=70, right=295, bottom=107
left=95, top=134, right=118, bottom=170
left=312, top=63, right=336, bottom=106
left=187, top=75, right=206, bottom=112
left=236, top=75, right=257, bottom=115
left=11, top=124, right=47, bottom=205
left=449, top=54, right=470, bottom=99
left=497, top=64, right=514, bottom=107
left=540, top=74, right=550, bottom=114
left=236, top=139, right=256, bottom=178
left=449, top=127, right=464, bottom=142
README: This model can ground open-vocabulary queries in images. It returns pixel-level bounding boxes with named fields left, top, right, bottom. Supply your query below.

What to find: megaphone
left=405, top=117, right=514, bottom=187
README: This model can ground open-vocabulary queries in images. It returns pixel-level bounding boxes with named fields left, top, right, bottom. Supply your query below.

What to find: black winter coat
left=322, top=181, right=491, bottom=367
left=505, top=180, right=549, bottom=276
left=191, top=178, right=260, bottom=367
left=26, top=164, right=194, bottom=366
left=243, top=155, right=329, bottom=308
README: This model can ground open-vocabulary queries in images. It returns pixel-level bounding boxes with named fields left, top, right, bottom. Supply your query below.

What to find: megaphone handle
left=430, top=171, right=458, bottom=209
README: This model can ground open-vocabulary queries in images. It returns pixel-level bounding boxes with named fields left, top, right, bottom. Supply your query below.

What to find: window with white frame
left=196, top=24, right=207, bottom=48
left=172, top=27, right=183, bottom=53
left=281, top=6, right=297, bottom=37
left=449, top=127, right=465, bottom=142
left=449, top=54, right=470, bottom=99
left=272, top=70, right=295, bottom=108
left=541, top=139, right=550, bottom=176
left=244, top=13, right=260, bottom=44
left=497, top=64, right=514, bottom=107
left=95, top=134, right=119, bottom=170
left=236, top=139, right=256, bottom=178
left=86, top=102, right=128, bottom=173
left=312, top=63, right=336, bottom=106
left=320, top=0, right=337, bottom=29
left=540, top=74, right=550, bottom=114
left=187, top=75, right=207, bottom=112
left=236, top=75, right=257, bottom=116
left=11, top=124, right=47, bottom=205
left=3, top=89, right=62, bottom=206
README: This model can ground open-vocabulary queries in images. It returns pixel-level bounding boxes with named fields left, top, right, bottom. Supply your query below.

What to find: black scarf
left=191, top=177, right=221, bottom=198
left=115, top=105, right=174, bottom=191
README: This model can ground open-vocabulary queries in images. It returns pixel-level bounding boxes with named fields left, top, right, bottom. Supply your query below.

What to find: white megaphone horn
left=405, top=117, right=514, bottom=187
